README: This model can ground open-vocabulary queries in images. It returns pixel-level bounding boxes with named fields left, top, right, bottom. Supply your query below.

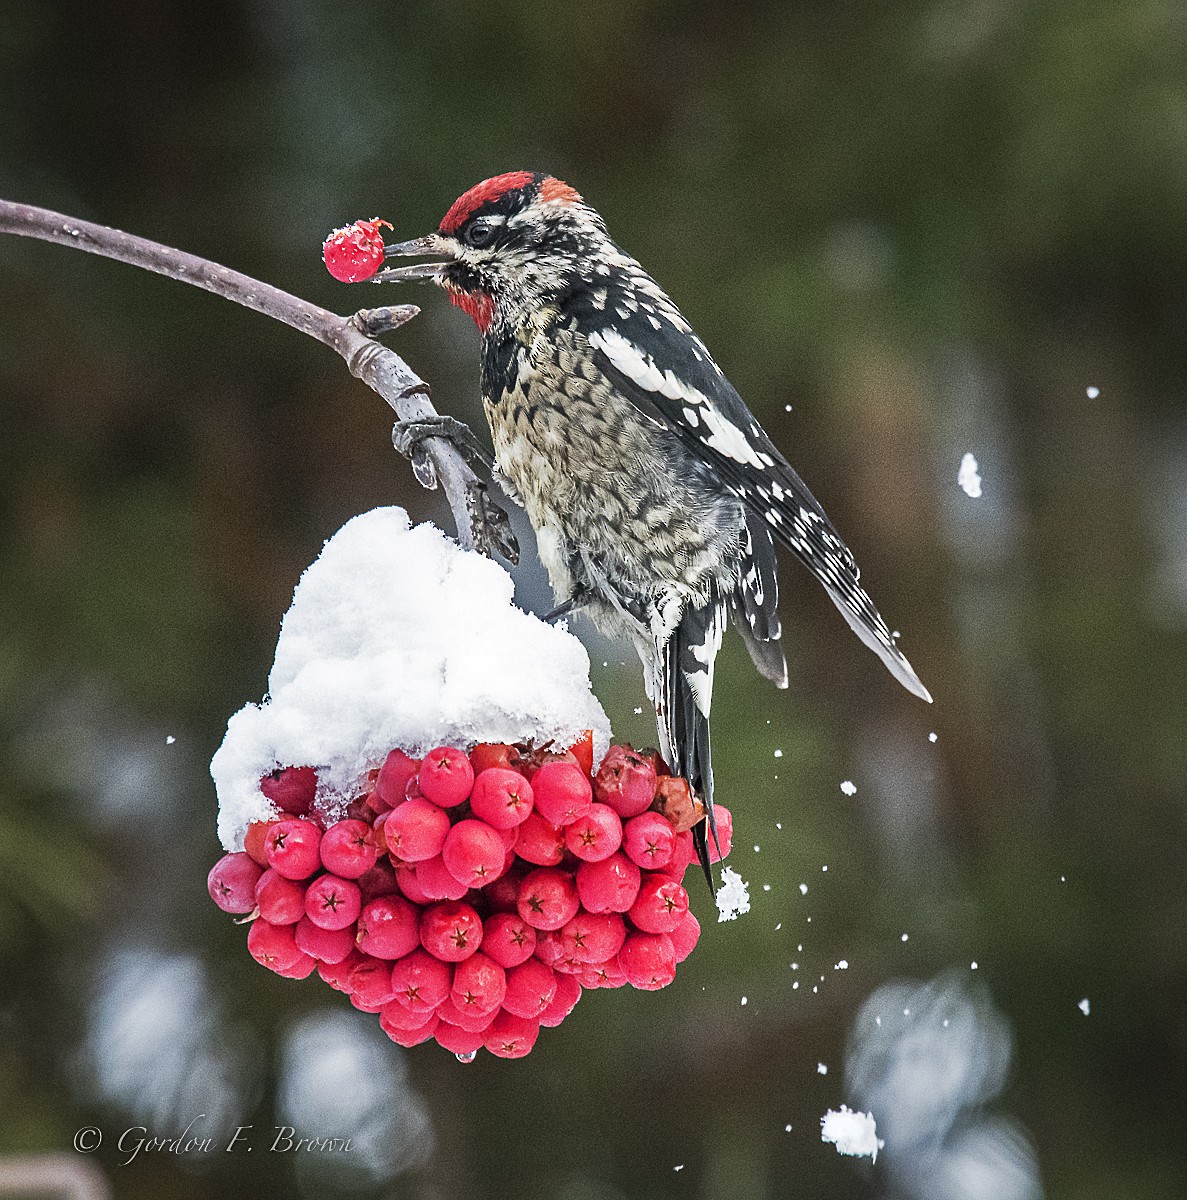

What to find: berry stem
left=0, top=199, right=515, bottom=560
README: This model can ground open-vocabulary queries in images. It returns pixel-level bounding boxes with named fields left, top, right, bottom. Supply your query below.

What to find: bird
left=374, top=171, right=931, bottom=882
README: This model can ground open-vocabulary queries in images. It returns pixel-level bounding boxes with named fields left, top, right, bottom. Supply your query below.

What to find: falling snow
left=716, top=867, right=751, bottom=922
left=840, top=780, right=857, bottom=796
left=1078, top=998, right=1091, bottom=1016
left=1086, top=385, right=1100, bottom=398
left=817, top=1063, right=828, bottom=1075
left=820, top=1107, right=883, bottom=1161
left=928, top=731, right=938, bottom=743
left=958, top=452, right=983, bottom=498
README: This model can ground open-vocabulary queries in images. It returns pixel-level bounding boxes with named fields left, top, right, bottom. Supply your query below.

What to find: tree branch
left=0, top=198, right=517, bottom=562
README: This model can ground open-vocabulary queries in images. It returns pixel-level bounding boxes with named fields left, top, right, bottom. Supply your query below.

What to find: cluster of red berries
left=208, top=735, right=733, bottom=1060
left=322, top=218, right=391, bottom=283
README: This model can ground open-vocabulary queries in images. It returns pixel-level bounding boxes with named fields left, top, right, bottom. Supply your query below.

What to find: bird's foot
left=465, top=479, right=519, bottom=565
left=392, top=415, right=496, bottom=478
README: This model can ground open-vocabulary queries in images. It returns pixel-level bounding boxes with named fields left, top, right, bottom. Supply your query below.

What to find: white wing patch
left=590, top=328, right=771, bottom=469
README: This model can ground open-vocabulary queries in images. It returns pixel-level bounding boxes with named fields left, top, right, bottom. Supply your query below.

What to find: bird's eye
left=466, top=219, right=495, bottom=248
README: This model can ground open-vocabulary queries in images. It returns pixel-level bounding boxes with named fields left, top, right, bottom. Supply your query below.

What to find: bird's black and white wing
left=574, top=287, right=932, bottom=703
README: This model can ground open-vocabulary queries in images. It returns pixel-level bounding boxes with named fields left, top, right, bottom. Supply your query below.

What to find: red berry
left=381, top=998, right=438, bottom=1032
left=441, top=819, right=506, bottom=887
left=357, top=895, right=421, bottom=960
left=294, top=916, right=355, bottom=963
left=651, top=775, right=704, bottom=833
left=483, top=1012, right=539, bottom=1058
left=502, top=959, right=557, bottom=1018
left=248, top=919, right=307, bottom=974
left=276, top=955, right=318, bottom=980
left=579, top=958, right=628, bottom=989
left=437, top=996, right=498, bottom=1032
left=388, top=862, right=429, bottom=906
left=576, top=852, right=642, bottom=913
left=564, top=803, right=623, bottom=862
left=484, top=868, right=525, bottom=912
left=706, top=804, right=733, bottom=863
left=532, top=761, right=593, bottom=825
left=469, top=768, right=535, bottom=829
left=435, top=1019, right=488, bottom=1056
left=517, top=869, right=580, bottom=931
left=420, top=901, right=484, bottom=962
left=264, top=819, right=322, bottom=880
left=345, top=953, right=399, bottom=1007
left=383, top=798, right=450, bottom=862
left=376, top=748, right=421, bottom=808
left=260, top=765, right=319, bottom=816
left=670, top=911, right=701, bottom=963
left=208, top=852, right=262, bottom=914
left=481, top=912, right=537, bottom=968
left=515, top=811, right=566, bottom=865
left=469, top=743, right=519, bottom=774
left=319, top=819, right=379, bottom=878
left=303, top=874, right=362, bottom=930
left=418, top=746, right=475, bottom=808
left=255, top=868, right=306, bottom=924
left=322, top=218, right=391, bottom=283
left=450, top=951, right=507, bottom=1015
left=416, top=854, right=471, bottom=901
left=357, top=857, right=401, bottom=904
left=560, top=911, right=626, bottom=964
left=381, top=1008, right=439, bottom=1047
left=389, top=949, right=451, bottom=1014
left=318, top=950, right=363, bottom=992
left=628, top=876, right=689, bottom=934
left=623, top=812, right=676, bottom=870
left=532, top=928, right=568, bottom=969
left=243, top=820, right=276, bottom=866
left=539, top=972, right=582, bottom=1027
left=568, top=730, right=595, bottom=778
left=593, top=745, right=658, bottom=818
left=618, top=931, right=677, bottom=990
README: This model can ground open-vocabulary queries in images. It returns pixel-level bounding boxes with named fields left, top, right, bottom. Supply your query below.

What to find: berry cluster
left=322, top=218, right=392, bottom=283
left=208, top=736, right=733, bottom=1060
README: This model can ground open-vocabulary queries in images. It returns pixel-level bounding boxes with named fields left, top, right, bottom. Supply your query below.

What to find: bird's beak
left=372, top=233, right=456, bottom=284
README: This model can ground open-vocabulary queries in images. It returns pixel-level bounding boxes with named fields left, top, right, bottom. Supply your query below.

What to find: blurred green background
left=2, top=2, right=1186, bottom=1198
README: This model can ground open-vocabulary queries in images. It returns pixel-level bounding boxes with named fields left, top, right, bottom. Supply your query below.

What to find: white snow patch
left=1078, top=998, right=1091, bottom=1016
left=716, top=867, right=751, bottom=921
left=211, top=508, right=610, bottom=850
left=840, top=780, right=857, bottom=796
left=820, top=1106, right=883, bottom=1161
left=958, top=452, right=983, bottom=498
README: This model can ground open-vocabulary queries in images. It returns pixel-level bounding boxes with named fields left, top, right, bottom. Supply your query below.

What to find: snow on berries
left=322, top=218, right=392, bottom=283
left=210, top=508, right=609, bottom=851
left=208, top=738, right=729, bottom=1058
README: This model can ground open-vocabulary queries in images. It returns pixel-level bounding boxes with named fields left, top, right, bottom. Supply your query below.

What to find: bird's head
left=376, top=172, right=606, bottom=334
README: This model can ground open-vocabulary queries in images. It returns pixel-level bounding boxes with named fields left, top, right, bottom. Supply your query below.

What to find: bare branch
left=0, top=198, right=516, bottom=561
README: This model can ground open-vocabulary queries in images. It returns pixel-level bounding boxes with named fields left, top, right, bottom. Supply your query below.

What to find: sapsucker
left=377, top=171, right=931, bottom=879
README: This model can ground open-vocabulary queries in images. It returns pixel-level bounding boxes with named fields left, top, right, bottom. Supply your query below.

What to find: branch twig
left=0, top=198, right=516, bottom=561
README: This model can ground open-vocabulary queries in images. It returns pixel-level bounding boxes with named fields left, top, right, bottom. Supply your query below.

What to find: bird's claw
left=466, top=480, right=519, bottom=564
left=392, top=415, right=493, bottom=473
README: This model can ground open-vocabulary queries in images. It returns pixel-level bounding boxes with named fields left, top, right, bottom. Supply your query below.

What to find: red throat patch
left=448, top=286, right=495, bottom=333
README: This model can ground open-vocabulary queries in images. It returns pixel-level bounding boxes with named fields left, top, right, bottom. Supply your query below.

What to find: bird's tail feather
left=655, top=596, right=726, bottom=892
